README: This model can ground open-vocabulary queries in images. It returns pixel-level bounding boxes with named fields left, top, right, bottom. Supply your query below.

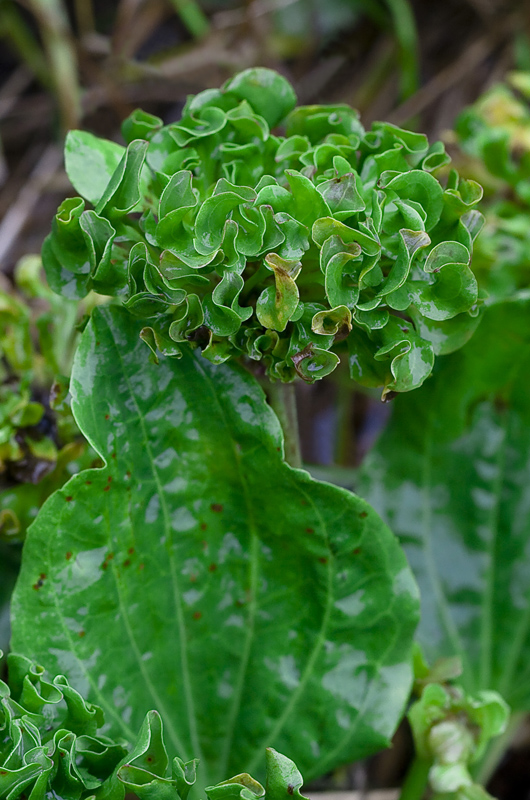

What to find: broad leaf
left=65, top=131, right=125, bottom=206
left=358, top=297, right=530, bottom=709
left=12, top=306, right=418, bottom=785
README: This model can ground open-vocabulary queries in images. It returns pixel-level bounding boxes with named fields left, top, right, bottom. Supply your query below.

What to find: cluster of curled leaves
left=44, top=68, right=484, bottom=397
left=0, top=258, right=94, bottom=542
left=410, top=650, right=509, bottom=800
left=455, top=73, right=530, bottom=301
left=456, top=73, right=530, bottom=202
left=0, top=649, right=306, bottom=800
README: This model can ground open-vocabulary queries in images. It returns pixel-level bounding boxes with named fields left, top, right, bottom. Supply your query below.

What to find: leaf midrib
left=106, top=317, right=203, bottom=766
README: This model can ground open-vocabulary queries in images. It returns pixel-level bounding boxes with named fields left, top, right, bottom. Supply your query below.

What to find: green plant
left=2, top=67, right=520, bottom=800
left=0, top=256, right=96, bottom=544
left=42, top=68, right=483, bottom=398
left=0, top=648, right=308, bottom=800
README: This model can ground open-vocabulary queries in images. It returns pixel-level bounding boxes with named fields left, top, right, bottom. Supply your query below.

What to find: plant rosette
left=0, top=648, right=308, bottom=800
left=43, top=68, right=484, bottom=399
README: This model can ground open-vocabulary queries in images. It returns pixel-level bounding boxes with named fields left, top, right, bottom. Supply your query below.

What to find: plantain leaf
left=12, top=306, right=419, bottom=786
left=358, top=298, right=530, bottom=709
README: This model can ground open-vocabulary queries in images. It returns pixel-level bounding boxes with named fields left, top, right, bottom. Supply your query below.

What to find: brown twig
left=0, top=144, right=62, bottom=269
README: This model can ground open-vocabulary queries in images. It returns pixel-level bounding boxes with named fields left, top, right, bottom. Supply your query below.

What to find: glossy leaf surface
left=358, top=298, right=530, bottom=708
left=43, top=68, right=484, bottom=394
left=12, top=306, right=419, bottom=784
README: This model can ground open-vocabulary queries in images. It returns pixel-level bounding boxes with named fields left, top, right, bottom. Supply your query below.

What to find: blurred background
left=1, top=0, right=530, bottom=797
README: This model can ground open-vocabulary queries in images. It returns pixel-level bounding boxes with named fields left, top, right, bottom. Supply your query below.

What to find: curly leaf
left=96, top=140, right=149, bottom=217
left=223, top=68, right=297, bottom=129
left=12, top=306, right=419, bottom=785
left=256, top=254, right=301, bottom=332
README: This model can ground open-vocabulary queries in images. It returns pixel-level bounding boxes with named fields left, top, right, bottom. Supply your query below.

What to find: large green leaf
left=358, top=297, right=530, bottom=709
left=11, top=306, right=418, bottom=786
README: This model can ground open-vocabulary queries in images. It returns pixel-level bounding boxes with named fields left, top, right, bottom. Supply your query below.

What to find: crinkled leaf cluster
left=455, top=73, right=530, bottom=302
left=456, top=74, right=530, bottom=202
left=0, top=258, right=95, bottom=542
left=44, top=68, right=484, bottom=397
left=0, top=649, right=307, bottom=800
left=409, top=650, right=509, bottom=800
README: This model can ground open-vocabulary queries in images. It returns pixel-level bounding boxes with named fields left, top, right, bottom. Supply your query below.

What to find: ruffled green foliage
left=455, top=73, right=530, bottom=302
left=0, top=648, right=307, bottom=800
left=456, top=74, right=530, bottom=202
left=409, top=650, right=509, bottom=800
left=0, top=257, right=94, bottom=542
left=43, top=68, right=483, bottom=398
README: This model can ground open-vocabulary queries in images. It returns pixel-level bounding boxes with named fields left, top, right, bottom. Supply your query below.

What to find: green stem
left=266, top=381, right=302, bottom=469
left=334, top=379, right=353, bottom=466
left=167, top=0, right=210, bottom=39
left=397, top=756, right=431, bottom=800
left=383, top=0, right=420, bottom=100
left=472, top=710, right=526, bottom=787
left=0, top=2, right=50, bottom=88
left=27, top=0, right=81, bottom=131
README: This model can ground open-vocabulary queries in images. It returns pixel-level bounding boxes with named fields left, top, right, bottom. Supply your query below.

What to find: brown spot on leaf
left=318, top=557, right=328, bottom=564
left=78, top=631, right=85, bottom=638
left=105, top=414, right=110, bottom=420
left=208, top=563, right=217, bottom=572
left=66, top=552, right=72, bottom=560
left=200, top=522, right=207, bottom=531
left=190, top=574, right=197, bottom=583
left=65, top=496, right=73, bottom=502
left=353, top=548, right=362, bottom=555
left=211, top=503, right=223, bottom=513
left=128, top=547, right=135, bottom=554
left=193, top=611, right=202, bottom=620
left=111, top=452, right=116, bottom=459
left=139, top=563, right=145, bottom=570
left=103, top=485, right=110, bottom=492
left=107, top=476, right=112, bottom=483
left=85, top=480, right=92, bottom=486
left=287, top=786, right=294, bottom=796
left=123, top=559, right=131, bottom=568
left=359, top=510, right=368, bottom=518
left=126, top=470, right=131, bottom=478
left=306, top=527, right=314, bottom=534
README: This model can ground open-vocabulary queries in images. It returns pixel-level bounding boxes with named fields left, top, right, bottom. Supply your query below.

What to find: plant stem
left=266, top=381, right=302, bottom=469
left=397, top=756, right=431, bottom=800
left=167, top=0, right=210, bottom=39
left=472, top=710, right=526, bottom=787
left=27, top=0, right=81, bottom=131
left=383, top=0, right=420, bottom=100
